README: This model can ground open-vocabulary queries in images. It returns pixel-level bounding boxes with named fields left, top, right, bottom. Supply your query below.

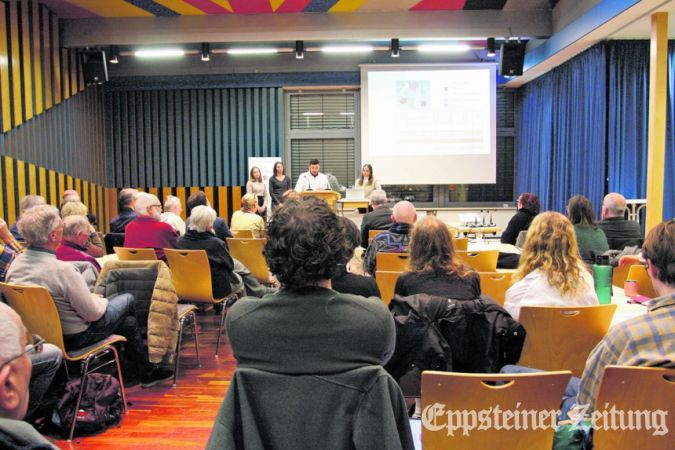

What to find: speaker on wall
left=499, top=42, right=526, bottom=77
left=80, top=50, right=108, bottom=85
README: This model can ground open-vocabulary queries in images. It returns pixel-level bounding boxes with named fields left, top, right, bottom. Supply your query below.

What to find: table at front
left=337, top=199, right=369, bottom=216
left=455, top=226, right=501, bottom=238
left=611, top=285, right=648, bottom=327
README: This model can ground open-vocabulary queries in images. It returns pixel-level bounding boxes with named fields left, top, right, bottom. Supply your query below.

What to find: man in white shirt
left=161, top=195, right=186, bottom=235
left=295, top=158, right=330, bottom=192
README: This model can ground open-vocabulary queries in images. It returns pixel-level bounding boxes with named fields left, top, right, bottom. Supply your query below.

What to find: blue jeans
left=63, top=293, right=148, bottom=367
left=500, top=364, right=580, bottom=420
left=28, top=343, right=63, bottom=417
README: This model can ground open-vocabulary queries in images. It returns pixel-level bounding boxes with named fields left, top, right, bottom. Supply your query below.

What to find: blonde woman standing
left=246, top=166, right=268, bottom=217
left=355, top=164, right=381, bottom=199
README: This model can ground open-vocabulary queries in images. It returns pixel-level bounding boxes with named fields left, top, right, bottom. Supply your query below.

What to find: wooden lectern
left=298, top=190, right=341, bottom=211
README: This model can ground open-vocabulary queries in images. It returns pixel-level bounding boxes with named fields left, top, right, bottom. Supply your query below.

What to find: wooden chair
left=478, top=272, right=513, bottom=306
left=226, top=238, right=275, bottom=286
left=376, top=252, right=411, bottom=272
left=518, top=304, right=617, bottom=376
left=114, top=246, right=158, bottom=261
left=612, top=264, right=634, bottom=288
left=164, top=249, right=241, bottom=356
left=453, top=237, right=469, bottom=251
left=375, top=271, right=403, bottom=305
left=173, top=304, right=199, bottom=386
left=421, top=370, right=572, bottom=449
left=593, top=366, right=675, bottom=450
left=455, top=250, right=499, bottom=272
left=0, top=283, right=128, bottom=442
left=231, top=229, right=254, bottom=239
left=626, top=264, right=658, bottom=298
left=368, top=229, right=387, bottom=245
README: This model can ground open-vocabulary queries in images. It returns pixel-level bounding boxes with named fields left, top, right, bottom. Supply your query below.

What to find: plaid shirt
left=0, top=238, right=24, bottom=282
left=577, top=294, right=675, bottom=410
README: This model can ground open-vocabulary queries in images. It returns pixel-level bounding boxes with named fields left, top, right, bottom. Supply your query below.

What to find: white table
left=610, top=285, right=648, bottom=327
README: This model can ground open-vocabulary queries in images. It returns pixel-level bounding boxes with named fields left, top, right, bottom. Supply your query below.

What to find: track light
left=201, top=43, right=210, bottom=61
left=391, top=38, right=400, bottom=58
left=109, top=45, right=119, bottom=64
left=486, top=38, right=496, bottom=57
left=295, top=40, right=304, bottom=59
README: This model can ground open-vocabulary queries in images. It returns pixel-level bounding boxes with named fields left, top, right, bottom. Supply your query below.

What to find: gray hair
left=164, top=195, right=181, bottom=213
left=60, top=201, right=88, bottom=218
left=63, top=215, right=90, bottom=239
left=118, top=188, right=138, bottom=210
left=20, top=195, right=46, bottom=212
left=135, top=192, right=160, bottom=214
left=0, top=303, right=23, bottom=365
left=603, top=192, right=627, bottom=217
left=370, top=190, right=388, bottom=207
left=188, top=205, right=216, bottom=232
left=17, top=204, right=61, bottom=247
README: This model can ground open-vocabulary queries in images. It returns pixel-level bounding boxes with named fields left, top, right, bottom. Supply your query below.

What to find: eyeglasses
left=149, top=204, right=163, bottom=211
left=0, top=335, right=45, bottom=370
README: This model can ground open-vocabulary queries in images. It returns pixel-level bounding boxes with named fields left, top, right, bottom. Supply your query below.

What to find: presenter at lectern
left=294, top=158, right=330, bottom=192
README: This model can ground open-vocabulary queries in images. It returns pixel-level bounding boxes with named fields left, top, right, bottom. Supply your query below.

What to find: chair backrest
left=0, top=283, right=67, bottom=355
left=518, top=304, right=617, bottom=376
left=612, top=263, right=635, bottom=287
left=375, top=271, right=402, bottom=305
left=478, top=271, right=513, bottom=306
left=455, top=250, right=499, bottom=272
left=453, top=237, right=469, bottom=251
left=421, top=370, right=571, bottom=449
left=226, top=238, right=270, bottom=284
left=368, top=229, right=387, bottom=243
left=593, top=366, right=675, bottom=450
left=104, top=233, right=125, bottom=254
left=114, top=247, right=158, bottom=261
left=164, top=249, right=217, bottom=303
left=515, top=230, right=528, bottom=248
left=376, top=252, right=410, bottom=272
left=626, top=264, right=658, bottom=298
left=231, top=229, right=254, bottom=239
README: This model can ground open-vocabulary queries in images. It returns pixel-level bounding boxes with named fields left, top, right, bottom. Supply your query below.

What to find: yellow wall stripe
left=49, top=170, right=56, bottom=206
left=9, top=1, right=23, bottom=126
left=58, top=173, right=65, bottom=201
left=218, top=186, right=229, bottom=222
left=21, top=1, right=33, bottom=121
left=70, top=48, right=77, bottom=97
left=83, top=181, right=89, bottom=207
left=16, top=160, right=26, bottom=205
left=67, top=175, right=73, bottom=190
left=4, top=156, right=16, bottom=224
left=66, top=0, right=153, bottom=17
left=32, top=1, right=43, bottom=115
left=0, top=3, right=11, bottom=132
left=329, top=0, right=367, bottom=12
left=154, top=0, right=206, bottom=15
left=175, top=187, right=186, bottom=220
left=51, top=14, right=61, bottom=104
left=61, top=48, right=70, bottom=100
left=204, top=186, right=214, bottom=209
left=40, top=5, right=51, bottom=110
left=232, top=186, right=242, bottom=212
left=149, top=187, right=159, bottom=198
left=39, top=167, right=47, bottom=199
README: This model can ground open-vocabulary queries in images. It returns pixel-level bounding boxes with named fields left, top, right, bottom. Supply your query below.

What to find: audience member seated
left=567, top=195, right=609, bottom=265
left=209, top=197, right=411, bottom=449
left=280, top=189, right=300, bottom=204
left=61, top=189, right=97, bottom=228
left=5, top=205, right=172, bottom=387
left=56, top=215, right=102, bottom=272
left=504, top=212, right=598, bottom=321
left=360, top=189, right=393, bottom=248
left=124, top=193, right=179, bottom=261
left=60, top=201, right=104, bottom=258
left=176, top=205, right=244, bottom=299
left=0, top=219, right=23, bottom=283
left=500, top=192, right=540, bottom=245
left=394, top=216, right=481, bottom=299
left=230, top=194, right=265, bottom=239
left=109, top=188, right=138, bottom=233
left=331, top=217, right=380, bottom=298
left=363, top=200, right=417, bottom=276
left=161, top=195, right=186, bottom=236
left=0, top=303, right=59, bottom=449
left=185, top=191, right=232, bottom=242
left=598, top=192, right=643, bottom=250
left=10, top=195, right=46, bottom=242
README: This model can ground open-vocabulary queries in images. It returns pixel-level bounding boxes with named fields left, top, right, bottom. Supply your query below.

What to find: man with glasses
left=124, top=192, right=179, bottom=261
left=0, top=302, right=58, bottom=449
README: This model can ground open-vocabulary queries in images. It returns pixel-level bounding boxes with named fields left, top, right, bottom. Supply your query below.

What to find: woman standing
left=355, top=164, right=381, bottom=199
left=567, top=195, right=609, bottom=265
left=246, top=166, right=268, bottom=218
left=268, top=161, right=291, bottom=211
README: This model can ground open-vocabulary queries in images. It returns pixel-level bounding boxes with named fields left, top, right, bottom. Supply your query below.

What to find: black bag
left=52, top=373, right=123, bottom=436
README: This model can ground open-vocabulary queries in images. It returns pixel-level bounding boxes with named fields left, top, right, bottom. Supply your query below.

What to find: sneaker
left=141, top=367, right=173, bottom=388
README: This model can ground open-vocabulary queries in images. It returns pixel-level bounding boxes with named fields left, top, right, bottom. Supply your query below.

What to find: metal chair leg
left=68, top=356, right=93, bottom=442
left=191, top=311, right=201, bottom=367
left=173, top=316, right=186, bottom=387
left=215, top=301, right=227, bottom=357
left=109, top=345, right=128, bottom=414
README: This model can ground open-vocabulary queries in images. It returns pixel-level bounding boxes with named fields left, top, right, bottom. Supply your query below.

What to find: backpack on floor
left=52, top=373, right=123, bottom=437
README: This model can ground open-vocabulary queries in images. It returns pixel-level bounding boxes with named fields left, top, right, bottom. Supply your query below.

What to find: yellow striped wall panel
left=9, top=1, right=22, bottom=126
left=20, top=0, right=33, bottom=121
left=4, top=156, right=16, bottom=224
left=48, top=170, right=56, bottom=206
left=16, top=159, right=26, bottom=203
left=39, top=166, right=47, bottom=199
left=32, top=1, right=43, bottom=115
left=204, top=186, right=214, bottom=208
left=41, top=4, right=52, bottom=110
left=0, top=4, right=11, bottom=132
left=175, top=187, right=186, bottom=220
left=51, top=10, right=61, bottom=104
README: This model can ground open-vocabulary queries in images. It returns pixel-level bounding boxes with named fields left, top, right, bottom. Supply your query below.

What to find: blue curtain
left=516, top=46, right=606, bottom=213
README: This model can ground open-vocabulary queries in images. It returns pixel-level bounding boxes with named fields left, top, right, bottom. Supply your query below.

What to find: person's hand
left=0, top=218, right=13, bottom=243
left=618, top=254, right=642, bottom=268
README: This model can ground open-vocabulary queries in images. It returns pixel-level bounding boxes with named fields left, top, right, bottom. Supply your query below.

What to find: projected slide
left=361, top=65, right=496, bottom=185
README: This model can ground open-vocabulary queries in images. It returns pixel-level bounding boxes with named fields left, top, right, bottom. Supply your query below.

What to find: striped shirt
left=576, top=294, right=675, bottom=410
left=0, top=238, right=24, bottom=282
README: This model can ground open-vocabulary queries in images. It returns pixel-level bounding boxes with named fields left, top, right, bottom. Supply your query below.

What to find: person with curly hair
left=225, top=196, right=395, bottom=373
left=500, top=192, right=540, bottom=245
left=504, top=211, right=598, bottom=320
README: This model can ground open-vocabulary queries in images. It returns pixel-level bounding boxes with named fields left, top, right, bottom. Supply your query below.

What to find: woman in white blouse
left=504, top=211, right=598, bottom=321
left=354, top=164, right=381, bottom=199
left=246, top=166, right=268, bottom=218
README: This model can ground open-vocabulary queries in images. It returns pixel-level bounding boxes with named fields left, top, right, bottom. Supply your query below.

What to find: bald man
left=363, top=200, right=417, bottom=276
left=598, top=192, right=642, bottom=250
left=0, top=303, right=58, bottom=448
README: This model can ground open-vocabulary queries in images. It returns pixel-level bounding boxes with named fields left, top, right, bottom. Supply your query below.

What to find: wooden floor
left=53, top=309, right=236, bottom=450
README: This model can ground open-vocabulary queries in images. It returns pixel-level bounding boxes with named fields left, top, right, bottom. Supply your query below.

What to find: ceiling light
left=391, top=38, right=400, bottom=58
left=227, top=48, right=278, bottom=55
left=417, top=44, right=471, bottom=53
left=134, top=49, right=185, bottom=58
left=486, top=38, right=496, bottom=57
left=201, top=43, right=210, bottom=61
left=109, top=45, right=119, bottom=64
left=321, top=45, right=374, bottom=54
left=295, top=40, right=304, bottom=59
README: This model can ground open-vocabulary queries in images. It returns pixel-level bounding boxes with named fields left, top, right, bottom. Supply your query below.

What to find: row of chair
left=375, top=249, right=500, bottom=273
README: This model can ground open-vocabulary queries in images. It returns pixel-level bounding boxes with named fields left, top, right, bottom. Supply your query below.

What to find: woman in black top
left=331, top=217, right=381, bottom=298
left=269, top=161, right=292, bottom=211
left=395, top=216, right=480, bottom=299
left=500, top=192, right=541, bottom=245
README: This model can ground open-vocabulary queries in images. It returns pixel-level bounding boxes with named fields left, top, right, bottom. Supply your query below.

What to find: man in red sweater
left=124, top=192, right=178, bottom=261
